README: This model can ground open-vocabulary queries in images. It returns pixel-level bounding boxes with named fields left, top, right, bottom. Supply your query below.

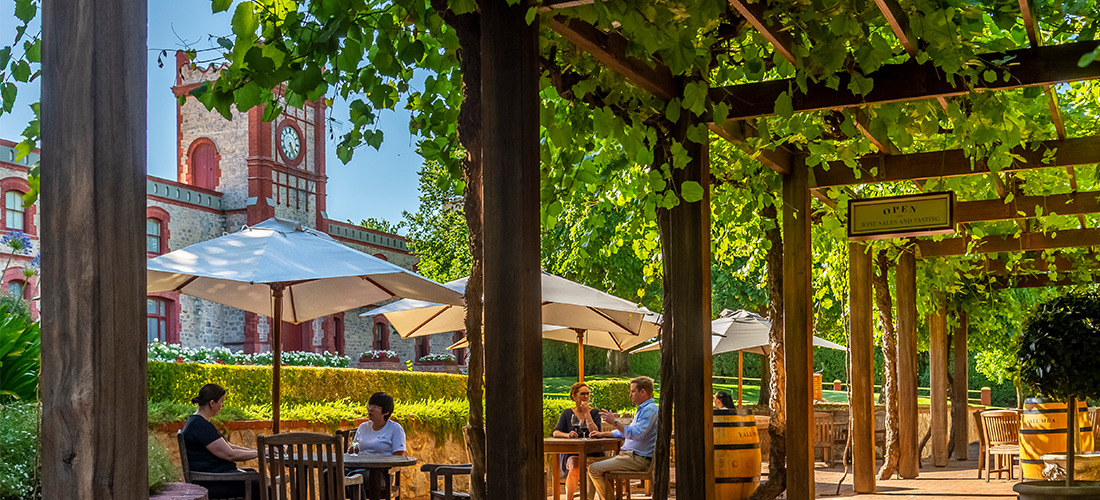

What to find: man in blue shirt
left=587, top=376, right=658, bottom=500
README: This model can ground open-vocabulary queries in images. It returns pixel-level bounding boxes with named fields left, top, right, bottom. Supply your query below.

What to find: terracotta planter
left=1014, top=480, right=1100, bottom=500
left=357, top=357, right=402, bottom=371
left=150, top=482, right=208, bottom=500
left=416, top=360, right=461, bottom=374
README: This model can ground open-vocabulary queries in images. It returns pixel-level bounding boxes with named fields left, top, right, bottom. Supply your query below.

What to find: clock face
left=280, top=126, right=300, bottom=161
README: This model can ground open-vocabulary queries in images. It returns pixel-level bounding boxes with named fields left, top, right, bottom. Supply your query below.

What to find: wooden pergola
left=42, top=0, right=1100, bottom=500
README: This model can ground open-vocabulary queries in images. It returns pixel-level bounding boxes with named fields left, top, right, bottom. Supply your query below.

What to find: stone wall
left=152, top=419, right=469, bottom=499
left=177, top=64, right=251, bottom=210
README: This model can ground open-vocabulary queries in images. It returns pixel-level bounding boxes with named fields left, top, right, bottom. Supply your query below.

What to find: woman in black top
left=714, top=390, right=735, bottom=410
left=552, top=381, right=603, bottom=500
left=182, top=384, right=261, bottom=500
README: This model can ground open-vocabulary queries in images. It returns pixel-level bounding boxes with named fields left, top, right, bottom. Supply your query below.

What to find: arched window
left=453, top=330, right=467, bottom=365
left=147, top=219, right=162, bottom=254
left=147, top=297, right=169, bottom=343
left=6, top=191, right=24, bottom=230
left=191, top=142, right=217, bottom=190
left=415, top=336, right=430, bottom=360
left=8, top=279, right=24, bottom=298
left=373, top=321, right=390, bottom=350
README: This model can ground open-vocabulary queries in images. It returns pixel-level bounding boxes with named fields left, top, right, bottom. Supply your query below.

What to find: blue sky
left=0, top=0, right=422, bottom=230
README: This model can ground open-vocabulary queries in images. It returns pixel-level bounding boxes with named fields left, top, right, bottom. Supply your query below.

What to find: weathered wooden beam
left=41, top=0, right=149, bottom=498
left=708, top=120, right=793, bottom=174
left=850, top=243, right=876, bottom=493
left=896, top=249, right=919, bottom=479
left=929, top=303, right=949, bottom=467
left=482, top=3, right=545, bottom=498
left=668, top=104, right=716, bottom=500
left=956, top=189, right=1100, bottom=224
left=1020, top=0, right=1040, bottom=48
left=874, top=0, right=917, bottom=57
left=727, top=0, right=797, bottom=64
left=990, top=272, right=1098, bottom=288
left=952, top=311, right=969, bottom=461
left=784, top=159, right=815, bottom=500
left=978, top=255, right=1100, bottom=275
left=917, top=228, right=1100, bottom=258
left=710, top=40, right=1100, bottom=121
left=549, top=16, right=678, bottom=102
left=852, top=108, right=902, bottom=155
left=537, top=0, right=594, bottom=11
left=813, top=136, right=1100, bottom=188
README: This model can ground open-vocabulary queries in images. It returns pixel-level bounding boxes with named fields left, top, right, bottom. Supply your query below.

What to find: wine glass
left=570, top=413, right=582, bottom=437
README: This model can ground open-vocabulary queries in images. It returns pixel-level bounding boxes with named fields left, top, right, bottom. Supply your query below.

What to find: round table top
left=340, top=454, right=418, bottom=468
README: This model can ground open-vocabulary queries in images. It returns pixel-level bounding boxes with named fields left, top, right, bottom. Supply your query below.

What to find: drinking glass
left=571, top=413, right=582, bottom=437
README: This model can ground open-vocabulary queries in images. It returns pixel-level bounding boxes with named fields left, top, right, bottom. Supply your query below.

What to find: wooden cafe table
left=544, top=437, right=622, bottom=500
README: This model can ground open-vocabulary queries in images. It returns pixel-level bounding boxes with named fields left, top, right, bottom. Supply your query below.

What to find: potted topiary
left=1014, top=292, right=1100, bottom=499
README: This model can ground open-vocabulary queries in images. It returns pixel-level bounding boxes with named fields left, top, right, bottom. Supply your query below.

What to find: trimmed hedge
left=148, top=361, right=468, bottom=406
left=587, top=380, right=633, bottom=412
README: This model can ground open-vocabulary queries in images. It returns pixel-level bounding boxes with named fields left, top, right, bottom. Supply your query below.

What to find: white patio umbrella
left=364, top=272, right=661, bottom=380
left=147, top=217, right=464, bottom=431
left=630, top=309, right=847, bottom=405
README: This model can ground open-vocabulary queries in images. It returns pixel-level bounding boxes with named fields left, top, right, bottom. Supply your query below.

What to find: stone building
left=0, top=52, right=463, bottom=371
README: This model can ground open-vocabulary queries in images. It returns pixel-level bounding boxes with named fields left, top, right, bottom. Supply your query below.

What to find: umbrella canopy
left=148, top=218, right=463, bottom=322
left=365, top=272, right=661, bottom=380
left=147, top=217, right=464, bottom=431
left=629, top=309, right=847, bottom=355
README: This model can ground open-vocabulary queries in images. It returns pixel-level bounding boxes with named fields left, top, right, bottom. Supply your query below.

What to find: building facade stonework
left=0, top=52, right=464, bottom=371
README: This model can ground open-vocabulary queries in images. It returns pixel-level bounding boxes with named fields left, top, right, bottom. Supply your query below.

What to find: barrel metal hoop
left=715, top=477, right=759, bottom=483
left=713, top=422, right=758, bottom=427
left=715, top=443, right=760, bottom=450
left=1022, top=408, right=1089, bottom=414
left=1020, top=459, right=1047, bottom=465
left=1020, top=428, right=1090, bottom=434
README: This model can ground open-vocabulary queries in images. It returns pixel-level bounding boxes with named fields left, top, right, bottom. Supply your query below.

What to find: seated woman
left=714, top=390, right=735, bottom=410
left=345, top=392, right=406, bottom=498
left=181, top=384, right=261, bottom=500
left=552, top=382, right=603, bottom=500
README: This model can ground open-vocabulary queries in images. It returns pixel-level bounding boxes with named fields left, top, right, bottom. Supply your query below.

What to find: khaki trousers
left=586, top=452, right=651, bottom=500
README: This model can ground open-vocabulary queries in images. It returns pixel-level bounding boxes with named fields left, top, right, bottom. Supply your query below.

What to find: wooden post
left=850, top=242, right=875, bottom=493
left=40, top=0, right=149, bottom=497
left=577, top=330, right=585, bottom=382
left=896, top=249, right=919, bottom=478
left=481, top=2, right=544, bottom=498
left=783, top=156, right=814, bottom=500
left=953, top=310, right=969, bottom=460
left=930, top=301, right=949, bottom=467
left=738, top=350, right=743, bottom=407
left=272, top=285, right=284, bottom=433
left=667, top=92, right=715, bottom=500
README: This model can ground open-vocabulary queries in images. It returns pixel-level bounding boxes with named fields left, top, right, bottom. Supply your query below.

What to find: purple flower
left=29, top=252, right=39, bottom=269
left=0, top=231, right=32, bottom=255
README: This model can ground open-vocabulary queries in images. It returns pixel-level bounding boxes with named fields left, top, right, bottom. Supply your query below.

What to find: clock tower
left=173, top=51, right=328, bottom=232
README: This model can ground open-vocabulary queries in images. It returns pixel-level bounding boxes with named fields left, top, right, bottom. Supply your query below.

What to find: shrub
left=543, top=398, right=573, bottom=437
left=587, top=380, right=633, bottom=412
left=0, top=299, right=40, bottom=403
left=542, top=340, right=608, bottom=378
left=148, top=361, right=467, bottom=406
left=0, top=403, right=38, bottom=500
left=148, top=434, right=180, bottom=494
left=628, top=351, right=660, bottom=380
left=148, top=342, right=350, bottom=368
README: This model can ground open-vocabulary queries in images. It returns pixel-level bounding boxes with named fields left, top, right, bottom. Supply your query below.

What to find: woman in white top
left=348, top=392, right=406, bottom=456
left=345, top=392, right=405, bottom=499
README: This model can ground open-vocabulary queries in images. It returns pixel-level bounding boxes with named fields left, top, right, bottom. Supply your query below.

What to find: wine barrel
left=714, top=409, right=761, bottom=500
left=1020, top=398, right=1095, bottom=481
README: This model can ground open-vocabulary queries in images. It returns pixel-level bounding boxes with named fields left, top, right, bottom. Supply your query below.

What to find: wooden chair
left=177, top=430, right=260, bottom=500
left=606, top=456, right=656, bottom=500
left=416, top=426, right=473, bottom=500
left=814, top=412, right=835, bottom=467
left=256, top=432, right=363, bottom=500
left=336, top=428, right=400, bottom=500
left=979, top=410, right=1020, bottom=482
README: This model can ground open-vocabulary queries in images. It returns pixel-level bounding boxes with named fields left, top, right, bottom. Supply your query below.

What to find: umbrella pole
left=738, top=350, right=743, bottom=408
left=272, top=285, right=285, bottom=434
left=576, top=330, right=585, bottom=382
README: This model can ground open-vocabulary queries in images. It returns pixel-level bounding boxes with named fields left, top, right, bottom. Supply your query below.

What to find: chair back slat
left=258, top=432, right=347, bottom=500
left=813, top=412, right=833, bottom=446
left=176, top=431, right=193, bottom=483
left=980, top=410, right=1020, bottom=447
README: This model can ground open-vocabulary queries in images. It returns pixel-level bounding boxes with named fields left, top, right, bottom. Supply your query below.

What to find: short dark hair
left=715, top=391, right=735, bottom=409
left=191, top=383, right=226, bottom=407
left=369, top=392, right=395, bottom=420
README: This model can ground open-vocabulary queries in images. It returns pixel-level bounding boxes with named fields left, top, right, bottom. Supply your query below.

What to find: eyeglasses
left=577, top=392, right=590, bottom=396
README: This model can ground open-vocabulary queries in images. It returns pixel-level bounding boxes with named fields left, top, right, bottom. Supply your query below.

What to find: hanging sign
left=848, top=192, right=955, bottom=241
